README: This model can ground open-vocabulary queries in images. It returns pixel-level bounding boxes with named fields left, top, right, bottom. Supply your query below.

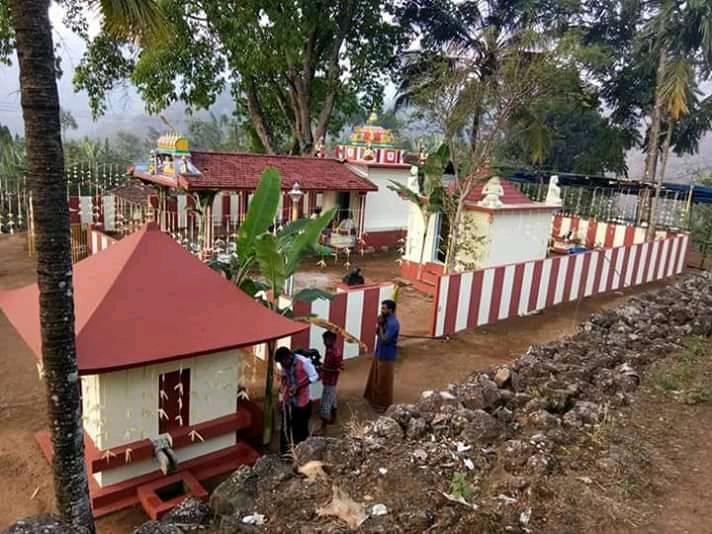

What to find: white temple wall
left=362, top=168, right=411, bottom=232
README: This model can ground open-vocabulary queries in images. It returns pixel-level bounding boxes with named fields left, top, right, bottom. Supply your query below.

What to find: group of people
left=277, top=299, right=400, bottom=455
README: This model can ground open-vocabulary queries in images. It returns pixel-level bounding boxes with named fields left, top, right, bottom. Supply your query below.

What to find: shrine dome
left=335, top=113, right=408, bottom=167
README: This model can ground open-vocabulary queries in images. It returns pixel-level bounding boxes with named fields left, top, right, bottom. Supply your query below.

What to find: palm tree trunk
left=9, top=0, right=94, bottom=531
left=644, top=46, right=667, bottom=239
left=649, top=124, right=675, bottom=234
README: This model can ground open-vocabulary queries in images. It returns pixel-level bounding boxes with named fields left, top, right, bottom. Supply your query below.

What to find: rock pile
left=4, top=272, right=711, bottom=534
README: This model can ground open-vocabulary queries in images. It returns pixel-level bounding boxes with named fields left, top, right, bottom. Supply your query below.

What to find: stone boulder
left=2, top=515, right=82, bottom=534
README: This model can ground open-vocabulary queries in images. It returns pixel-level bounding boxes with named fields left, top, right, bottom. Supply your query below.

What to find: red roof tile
left=0, top=225, right=307, bottom=374
left=450, top=177, right=534, bottom=205
left=184, top=151, right=377, bottom=192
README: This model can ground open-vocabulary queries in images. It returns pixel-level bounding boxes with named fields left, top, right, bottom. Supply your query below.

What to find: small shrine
left=334, top=113, right=412, bottom=249
left=403, top=169, right=561, bottom=277
left=149, top=133, right=201, bottom=178
left=0, top=224, right=307, bottom=519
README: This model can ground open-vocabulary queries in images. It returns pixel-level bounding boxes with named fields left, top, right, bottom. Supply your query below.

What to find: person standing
left=317, top=331, right=344, bottom=435
left=276, top=347, right=318, bottom=455
left=364, top=299, right=400, bottom=413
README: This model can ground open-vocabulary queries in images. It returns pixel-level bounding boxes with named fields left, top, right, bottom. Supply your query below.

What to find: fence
left=552, top=214, right=676, bottom=248
left=431, top=233, right=690, bottom=338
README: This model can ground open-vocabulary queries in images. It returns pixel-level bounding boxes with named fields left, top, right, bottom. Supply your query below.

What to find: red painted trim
left=35, top=431, right=260, bottom=519
left=329, top=292, right=348, bottom=355
left=291, top=300, right=311, bottom=350
left=586, top=221, right=598, bottom=248
left=624, top=225, right=635, bottom=246
left=488, top=266, right=506, bottom=324
left=619, top=246, right=631, bottom=288
left=138, top=471, right=208, bottom=520
left=528, top=260, right=544, bottom=312
left=578, top=252, right=592, bottom=300
left=552, top=214, right=563, bottom=237
left=361, top=287, right=380, bottom=351
left=361, top=229, right=407, bottom=249
left=91, top=410, right=252, bottom=474
left=604, top=223, right=616, bottom=248
left=562, top=255, right=577, bottom=302
left=641, top=242, right=654, bottom=283
left=604, top=248, right=619, bottom=291
left=443, top=274, right=461, bottom=336
left=662, top=238, right=675, bottom=277
left=509, top=263, right=526, bottom=318
left=630, top=243, right=644, bottom=286
left=592, top=251, right=606, bottom=295
left=653, top=240, right=665, bottom=280
left=545, top=257, right=561, bottom=307
left=466, top=270, right=484, bottom=330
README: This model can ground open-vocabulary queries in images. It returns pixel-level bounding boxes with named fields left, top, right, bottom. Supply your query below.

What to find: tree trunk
left=469, top=96, right=483, bottom=155
left=245, top=79, right=276, bottom=154
left=649, top=123, right=675, bottom=235
left=9, top=0, right=95, bottom=531
left=644, top=46, right=667, bottom=239
left=262, top=339, right=277, bottom=446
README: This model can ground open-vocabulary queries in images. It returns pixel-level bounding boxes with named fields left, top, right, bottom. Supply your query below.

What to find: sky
left=1, top=4, right=711, bottom=181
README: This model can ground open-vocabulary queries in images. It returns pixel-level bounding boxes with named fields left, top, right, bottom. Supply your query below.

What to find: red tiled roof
left=0, top=225, right=307, bottom=374
left=108, top=180, right=155, bottom=205
left=451, top=177, right=534, bottom=205
left=185, top=151, right=377, bottom=192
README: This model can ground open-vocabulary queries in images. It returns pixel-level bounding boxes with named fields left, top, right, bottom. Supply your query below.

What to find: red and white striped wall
left=552, top=214, right=675, bottom=248
left=88, top=227, right=117, bottom=255
left=254, top=283, right=394, bottom=361
left=432, top=233, right=690, bottom=337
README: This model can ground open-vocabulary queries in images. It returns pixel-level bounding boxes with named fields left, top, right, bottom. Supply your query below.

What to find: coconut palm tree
left=6, top=1, right=165, bottom=531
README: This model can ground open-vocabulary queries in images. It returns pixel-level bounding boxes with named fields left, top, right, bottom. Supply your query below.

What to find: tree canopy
left=70, top=0, right=406, bottom=155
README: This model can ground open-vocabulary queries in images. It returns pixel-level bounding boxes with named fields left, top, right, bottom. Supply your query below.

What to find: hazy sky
left=1, top=4, right=710, bottom=180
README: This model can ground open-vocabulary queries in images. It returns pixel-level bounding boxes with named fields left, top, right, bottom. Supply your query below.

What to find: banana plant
left=209, top=167, right=337, bottom=444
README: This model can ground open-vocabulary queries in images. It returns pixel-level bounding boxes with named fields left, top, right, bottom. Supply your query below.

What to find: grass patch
left=653, top=336, right=712, bottom=404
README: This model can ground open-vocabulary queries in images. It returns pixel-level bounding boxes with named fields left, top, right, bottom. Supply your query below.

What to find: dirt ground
left=0, top=232, right=701, bottom=533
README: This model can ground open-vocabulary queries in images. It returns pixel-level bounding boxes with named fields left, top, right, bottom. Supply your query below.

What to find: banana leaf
left=293, top=287, right=334, bottom=303
left=285, top=208, right=337, bottom=275
left=237, top=168, right=281, bottom=262
left=255, top=233, right=287, bottom=297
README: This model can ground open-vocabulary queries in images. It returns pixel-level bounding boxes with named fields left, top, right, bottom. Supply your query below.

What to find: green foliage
left=449, top=472, right=473, bottom=501
left=70, top=0, right=407, bottom=153
left=235, top=168, right=281, bottom=264
left=496, top=69, right=629, bottom=175
left=187, top=112, right=246, bottom=152
left=255, top=233, right=288, bottom=296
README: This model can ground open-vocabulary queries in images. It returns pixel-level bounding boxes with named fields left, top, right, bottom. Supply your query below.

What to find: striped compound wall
left=552, top=214, right=675, bottom=248
left=254, top=283, right=394, bottom=402
left=286, top=283, right=395, bottom=360
left=432, top=233, right=690, bottom=338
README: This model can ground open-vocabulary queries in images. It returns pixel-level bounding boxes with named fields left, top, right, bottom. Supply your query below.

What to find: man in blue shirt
left=364, top=299, right=400, bottom=412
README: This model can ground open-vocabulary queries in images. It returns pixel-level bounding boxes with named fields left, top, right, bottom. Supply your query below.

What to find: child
left=318, top=330, right=343, bottom=434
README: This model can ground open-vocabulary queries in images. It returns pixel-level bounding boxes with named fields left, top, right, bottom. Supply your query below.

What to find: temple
left=0, top=224, right=307, bottom=518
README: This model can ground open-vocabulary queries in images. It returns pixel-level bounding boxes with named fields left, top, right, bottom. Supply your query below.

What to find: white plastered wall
left=455, top=209, right=553, bottom=270
left=81, top=349, right=241, bottom=487
left=404, top=205, right=440, bottom=263
left=362, top=168, right=411, bottom=232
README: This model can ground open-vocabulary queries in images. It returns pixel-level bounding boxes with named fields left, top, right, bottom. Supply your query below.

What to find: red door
left=158, top=369, right=190, bottom=434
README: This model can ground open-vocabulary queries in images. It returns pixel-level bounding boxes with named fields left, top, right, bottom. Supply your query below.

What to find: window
left=158, top=369, right=190, bottom=434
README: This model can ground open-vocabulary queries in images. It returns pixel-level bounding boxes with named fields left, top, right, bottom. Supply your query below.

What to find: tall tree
left=1, top=0, right=166, bottom=530
left=6, top=0, right=94, bottom=530
left=72, top=0, right=406, bottom=154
